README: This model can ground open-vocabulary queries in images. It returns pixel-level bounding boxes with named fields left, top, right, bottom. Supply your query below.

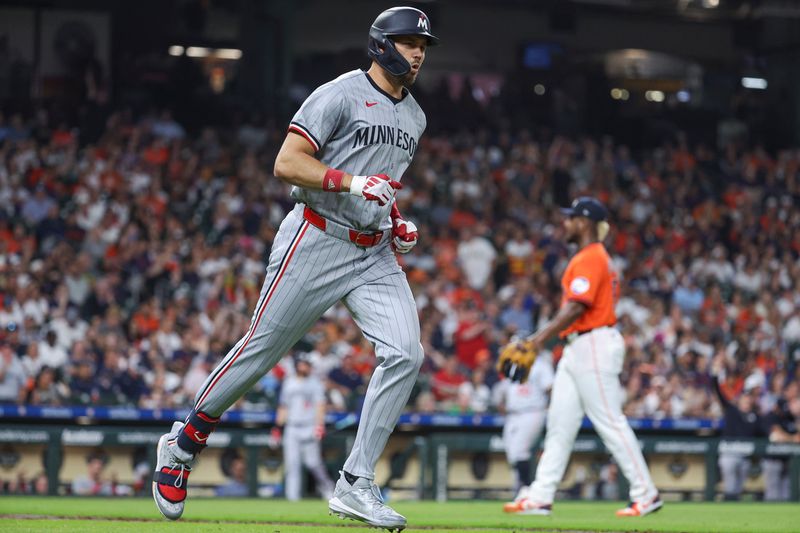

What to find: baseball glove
left=496, top=341, right=537, bottom=383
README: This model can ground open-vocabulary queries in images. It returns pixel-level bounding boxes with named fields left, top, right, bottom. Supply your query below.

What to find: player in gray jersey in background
left=275, top=353, right=334, bottom=501
left=494, top=352, right=554, bottom=505
left=152, top=6, right=437, bottom=531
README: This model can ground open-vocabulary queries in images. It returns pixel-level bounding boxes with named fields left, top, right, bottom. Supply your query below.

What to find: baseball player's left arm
left=390, top=202, right=418, bottom=253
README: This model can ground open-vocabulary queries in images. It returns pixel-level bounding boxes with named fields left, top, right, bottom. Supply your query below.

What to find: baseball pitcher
left=499, top=197, right=662, bottom=518
left=152, top=7, right=438, bottom=531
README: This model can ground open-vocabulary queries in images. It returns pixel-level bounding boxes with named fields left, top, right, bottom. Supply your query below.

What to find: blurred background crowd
left=4, top=0, right=800, bottom=505
left=1, top=98, right=799, bottom=429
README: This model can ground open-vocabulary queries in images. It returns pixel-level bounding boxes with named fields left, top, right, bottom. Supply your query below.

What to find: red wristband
left=323, top=168, right=345, bottom=192
left=390, top=201, right=402, bottom=220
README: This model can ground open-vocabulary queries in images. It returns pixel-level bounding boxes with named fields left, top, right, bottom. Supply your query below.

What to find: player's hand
left=392, top=218, right=418, bottom=254
left=313, top=424, right=326, bottom=441
left=350, top=174, right=402, bottom=206
left=496, top=340, right=538, bottom=383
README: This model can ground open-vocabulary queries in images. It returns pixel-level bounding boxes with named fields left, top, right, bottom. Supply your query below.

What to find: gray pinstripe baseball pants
left=192, top=204, right=424, bottom=479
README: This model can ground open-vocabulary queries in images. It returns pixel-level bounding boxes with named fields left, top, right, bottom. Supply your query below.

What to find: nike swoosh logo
left=366, top=101, right=378, bottom=107
left=194, top=432, right=208, bottom=442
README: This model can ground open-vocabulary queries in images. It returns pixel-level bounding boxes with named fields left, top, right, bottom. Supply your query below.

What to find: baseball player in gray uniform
left=494, top=352, right=554, bottom=501
left=152, top=6, right=437, bottom=531
left=275, top=353, right=334, bottom=501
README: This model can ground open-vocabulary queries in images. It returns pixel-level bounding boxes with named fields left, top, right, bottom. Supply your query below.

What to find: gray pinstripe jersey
left=288, top=69, right=426, bottom=232
left=280, top=374, right=325, bottom=427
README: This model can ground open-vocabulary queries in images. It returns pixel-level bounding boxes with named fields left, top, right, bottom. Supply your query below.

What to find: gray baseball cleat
left=328, top=471, right=406, bottom=531
left=152, top=421, right=195, bottom=520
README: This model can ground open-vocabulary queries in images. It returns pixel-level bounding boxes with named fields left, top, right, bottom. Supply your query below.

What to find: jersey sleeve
left=288, top=82, right=345, bottom=153
left=564, top=255, right=604, bottom=307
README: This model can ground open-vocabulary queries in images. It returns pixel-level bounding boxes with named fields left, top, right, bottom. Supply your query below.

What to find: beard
left=401, top=71, right=418, bottom=87
left=564, top=227, right=579, bottom=243
left=388, top=68, right=418, bottom=88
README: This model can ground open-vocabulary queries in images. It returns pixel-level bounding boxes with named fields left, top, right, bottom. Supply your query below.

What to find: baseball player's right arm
left=276, top=404, right=288, bottom=427
left=525, top=300, right=586, bottom=351
left=270, top=405, right=287, bottom=446
left=274, top=82, right=401, bottom=205
left=273, top=135, right=401, bottom=205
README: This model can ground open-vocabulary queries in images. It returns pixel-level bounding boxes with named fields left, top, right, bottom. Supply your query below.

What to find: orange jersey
left=559, top=242, right=618, bottom=338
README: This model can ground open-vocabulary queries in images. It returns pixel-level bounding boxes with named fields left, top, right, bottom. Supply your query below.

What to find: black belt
left=565, top=325, right=613, bottom=344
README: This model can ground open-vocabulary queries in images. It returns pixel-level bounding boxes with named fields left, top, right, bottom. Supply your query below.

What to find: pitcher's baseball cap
left=560, top=196, right=608, bottom=222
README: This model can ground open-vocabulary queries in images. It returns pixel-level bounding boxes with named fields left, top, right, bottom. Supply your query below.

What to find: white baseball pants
left=283, top=425, right=334, bottom=501
left=503, top=410, right=546, bottom=464
left=528, top=326, right=657, bottom=504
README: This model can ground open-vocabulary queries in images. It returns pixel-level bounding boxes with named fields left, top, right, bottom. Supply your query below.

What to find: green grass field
left=1, top=496, right=799, bottom=532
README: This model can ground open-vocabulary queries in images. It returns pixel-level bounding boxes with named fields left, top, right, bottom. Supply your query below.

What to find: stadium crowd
left=0, top=105, right=799, bottom=437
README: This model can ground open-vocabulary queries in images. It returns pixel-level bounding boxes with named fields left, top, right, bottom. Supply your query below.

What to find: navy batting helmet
left=368, top=6, right=439, bottom=77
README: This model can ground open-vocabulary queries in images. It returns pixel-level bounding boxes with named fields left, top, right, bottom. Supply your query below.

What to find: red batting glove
left=390, top=202, right=418, bottom=254
left=349, top=174, right=403, bottom=206
left=392, top=218, right=418, bottom=253
left=314, top=424, right=326, bottom=440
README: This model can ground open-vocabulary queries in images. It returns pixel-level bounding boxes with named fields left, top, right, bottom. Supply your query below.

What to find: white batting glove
left=392, top=218, right=418, bottom=254
left=350, top=174, right=403, bottom=206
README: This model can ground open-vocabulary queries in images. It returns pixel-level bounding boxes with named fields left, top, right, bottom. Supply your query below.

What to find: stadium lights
left=610, top=88, right=629, bottom=101
left=186, top=47, right=211, bottom=58
left=645, top=90, right=665, bottom=102
left=702, top=0, right=719, bottom=8
left=215, top=48, right=243, bottom=60
left=741, top=77, right=768, bottom=90
left=534, top=84, right=546, bottom=95
left=677, top=90, right=691, bottom=102
left=172, top=46, right=242, bottom=60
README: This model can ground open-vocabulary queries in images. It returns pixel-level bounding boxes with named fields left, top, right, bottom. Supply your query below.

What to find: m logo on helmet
left=418, top=16, right=428, bottom=30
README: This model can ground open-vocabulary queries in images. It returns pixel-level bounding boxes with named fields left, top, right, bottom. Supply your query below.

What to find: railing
left=0, top=405, right=723, bottom=431
left=9, top=405, right=796, bottom=502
